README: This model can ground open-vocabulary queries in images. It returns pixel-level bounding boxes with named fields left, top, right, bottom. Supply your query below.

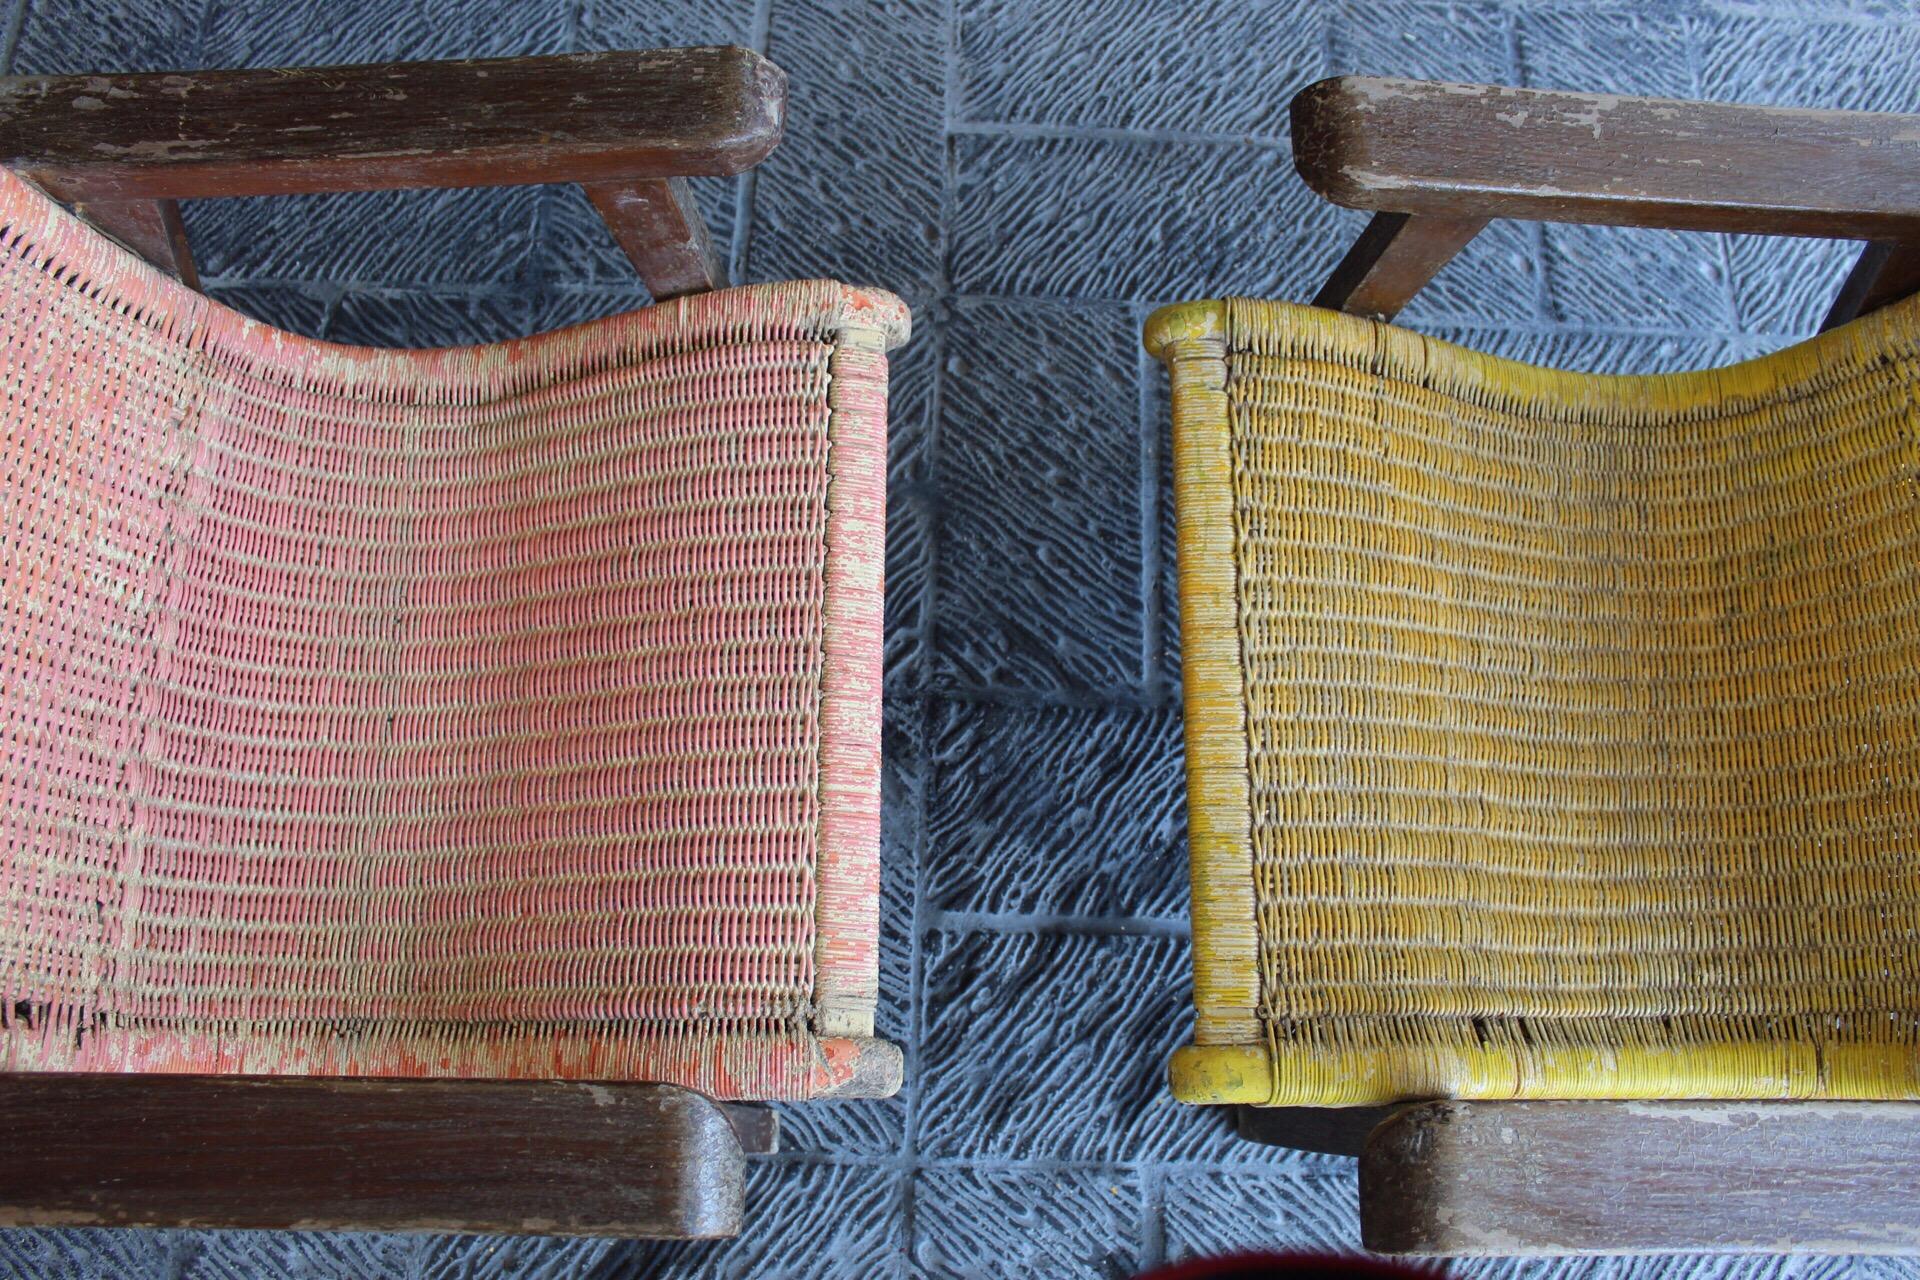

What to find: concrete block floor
left=1, top=0, right=1916, bottom=1275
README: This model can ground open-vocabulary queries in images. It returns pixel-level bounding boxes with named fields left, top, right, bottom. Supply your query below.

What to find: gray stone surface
left=5, top=0, right=1920, bottom=1274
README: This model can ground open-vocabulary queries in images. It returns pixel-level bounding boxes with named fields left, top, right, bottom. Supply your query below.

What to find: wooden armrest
left=0, top=47, right=783, bottom=202
left=1292, top=76, right=1920, bottom=242
left=0, top=1074, right=746, bottom=1236
left=1361, top=1100, right=1920, bottom=1255
left=0, top=47, right=783, bottom=298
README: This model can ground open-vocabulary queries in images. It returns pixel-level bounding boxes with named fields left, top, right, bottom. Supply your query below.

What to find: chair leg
left=1361, top=1099, right=1920, bottom=1256
left=1821, top=239, right=1920, bottom=331
left=72, top=198, right=198, bottom=288
left=0, top=1073, right=745, bottom=1238
left=1311, top=211, right=1486, bottom=321
left=720, top=1102, right=780, bottom=1154
left=1233, top=1104, right=1397, bottom=1158
left=585, top=176, right=729, bottom=300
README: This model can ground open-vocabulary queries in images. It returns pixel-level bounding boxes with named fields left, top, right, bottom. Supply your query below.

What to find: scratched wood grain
left=0, top=1074, right=745, bottom=1237
left=1292, top=76, right=1920, bottom=241
left=0, top=48, right=784, bottom=202
left=1362, top=1100, right=1920, bottom=1255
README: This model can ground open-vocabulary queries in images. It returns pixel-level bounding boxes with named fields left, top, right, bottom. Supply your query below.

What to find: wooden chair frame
left=0, top=46, right=788, bottom=1239
left=1247, top=76, right=1920, bottom=1257
left=1295, top=76, right=1920, bottom=329
left=0, top=46, right=778, bottom=298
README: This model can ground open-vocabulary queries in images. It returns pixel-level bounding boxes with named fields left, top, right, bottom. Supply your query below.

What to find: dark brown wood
left=1313, top=211, right=1485, bottom=320
left=1361, top=1100, right=1920, bottom=1256
left=1293, top=76, right=1920, bottom=242
left=586, top=177, right=728, bottom=300
left=720, top=1102, right=780, bottom=1155
left=0, top=1074, right=744, bottom=1237
left=72, top=197, right=197, bottom=287
left=1235, top=1103, right=1397, bottom=1158
left=0, top=48, right=784, bottom=204
left=1822, top=240, right=1920, bottom=330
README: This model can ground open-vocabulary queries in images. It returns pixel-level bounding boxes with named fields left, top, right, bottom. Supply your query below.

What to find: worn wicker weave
left=0, top=168, right=906, bottom=1100
left=1148, top=298, right=1920, bottom=1106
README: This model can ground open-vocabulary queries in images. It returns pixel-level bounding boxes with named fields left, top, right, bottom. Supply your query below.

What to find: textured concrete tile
left=179, top=1229, right=456, bottom=1279
left=957, top=0, right=1322, bottom=136
left=412, top=1236, right=620, bottom=1280
left=889, top=493, right=937, bottom=691
left=0, top=1229, right=199, bottom=1280
left=1727, top=234, right=1863, bottom=339
left=925, top=702, right=1184, bottom=918
left=11, top=0, right=202, bottom=73
left=747, top=0, right=943, bottom=297
left=1163, top=1171, right=1359, bottom=1260
left=1515, top=3, right=1695, bottom=97
left=950, top=134, right=1343, bottom=300
left=1695, top=12, right=1920, bottom=111
left=178, top=1231, right=615, bottom=1280
left=1328, top=0, right=1513, bottom=82
left=1396, top=219, right=1548, bottom=329
left=1710, top=0, right=1917, bottom=17
left=1286, top=1238, right=1871, bottom=1279
left=519, top=286, right=656, bottom=334
left=590, top=1159, right=905, bottom=1279
left=186, top=187, right=539, bottom=287
left=1541, top=223, right=1736, bottom=331
left=917, top=930, right=1336, bottom=1167
left=1422, top=325, right=1754, bottom=374
left=931, top=299, right=1146, bottom=698
left=324, top=286, right=644, bottom=348
left=575, top=0, right=758, bottom=48
left=201, top=284, right=335, bottom=340
left=534, top=180, right=739, bottom=293
left=771, top=1095, right=907, bottom=1159
left=1458, top=1259, right=1857, bottom=1280
left=911, top=1166, right=1142, bottom=1278
left=200, top=0, right=567, bottom=65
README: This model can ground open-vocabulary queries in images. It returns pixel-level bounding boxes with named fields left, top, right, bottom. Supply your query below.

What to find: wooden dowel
left=586, top=177, right=729, bottom=300
left=1313, top=211, right=1486, bottom=320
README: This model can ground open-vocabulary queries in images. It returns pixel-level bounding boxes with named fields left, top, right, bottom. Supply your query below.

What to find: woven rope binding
left=1150, top=296, right=1920, bottom=1105
left=0, top=167, right=907, bottom=1100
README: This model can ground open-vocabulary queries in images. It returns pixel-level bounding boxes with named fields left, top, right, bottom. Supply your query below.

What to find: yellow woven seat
left=1148, top=297, right=1920, bottom=1107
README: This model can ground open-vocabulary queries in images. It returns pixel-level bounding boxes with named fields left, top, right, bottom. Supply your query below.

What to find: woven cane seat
left=0, top=168, right=904, bottom=1099
left=1148, top=297, right=1920, bottom=1106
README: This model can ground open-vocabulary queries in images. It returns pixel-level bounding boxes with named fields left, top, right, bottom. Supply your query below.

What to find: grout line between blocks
left=757, top=1148, right=1354, bottom=1180
left=729, top=0, right=776, bottom=283
left=946, top=118, right=1291, bottom=152
left=896, top=694, right=933, bottom=1271
left=1140, top=1165, right=1167, bottom=1271
left=892, top=1, right=968, bottom=1265
left=0, top=0, right=27, bottom=73
left=1137, top=301, right=1165, bottom=705
left=925, top=909, right=1191, bottom=938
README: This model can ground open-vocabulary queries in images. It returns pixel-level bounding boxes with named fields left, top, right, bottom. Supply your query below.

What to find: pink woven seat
left=0, top=168, right=905, bottom=1100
